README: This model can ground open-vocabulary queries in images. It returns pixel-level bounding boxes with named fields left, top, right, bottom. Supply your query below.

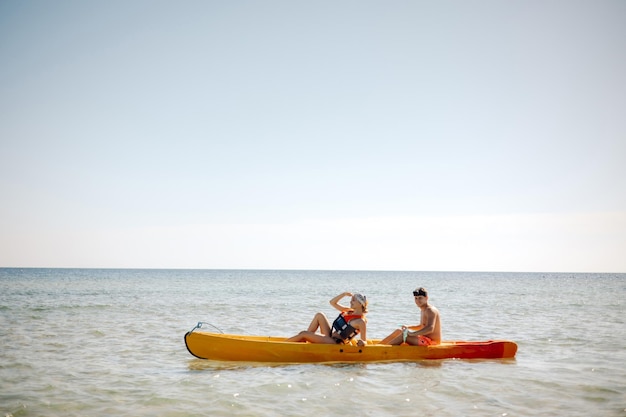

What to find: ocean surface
left=1, top=268, right=624, bottom=416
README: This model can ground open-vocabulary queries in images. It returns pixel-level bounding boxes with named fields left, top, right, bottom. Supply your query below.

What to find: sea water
left=0, top=269, right=624, bottom=416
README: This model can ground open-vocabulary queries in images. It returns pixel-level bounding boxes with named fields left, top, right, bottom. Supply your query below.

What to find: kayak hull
left=184, top=331, right=517, bottom=363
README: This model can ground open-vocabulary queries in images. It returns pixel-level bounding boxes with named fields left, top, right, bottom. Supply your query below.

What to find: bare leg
left=380, top=329, right=403, bottom=345
left=286, top=331, right=336, bottom=344
left=306, top=312, right=332, bottom=335
left=286, top=312, right=334, bottom=343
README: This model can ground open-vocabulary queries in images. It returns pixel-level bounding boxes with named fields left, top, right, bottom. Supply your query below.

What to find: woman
left=286, top=292, right=368, bottom=346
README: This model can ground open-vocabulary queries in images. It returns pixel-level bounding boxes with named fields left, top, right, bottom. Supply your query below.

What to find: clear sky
left=1, top=1, right=625, bottom=272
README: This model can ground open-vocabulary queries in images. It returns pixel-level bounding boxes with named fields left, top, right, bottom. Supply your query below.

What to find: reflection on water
left=1, top=269, right=624, bottom=417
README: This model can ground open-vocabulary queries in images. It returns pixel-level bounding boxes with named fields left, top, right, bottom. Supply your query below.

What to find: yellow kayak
left=184, top=329, right=518, bottom=363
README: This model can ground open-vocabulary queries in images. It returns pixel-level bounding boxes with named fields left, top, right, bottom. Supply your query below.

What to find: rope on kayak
left=190, top=321, right=224, bottom=334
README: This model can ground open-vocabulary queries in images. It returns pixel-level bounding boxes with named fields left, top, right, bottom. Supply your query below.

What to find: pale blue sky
left=1, top=1, right=625, bottom=272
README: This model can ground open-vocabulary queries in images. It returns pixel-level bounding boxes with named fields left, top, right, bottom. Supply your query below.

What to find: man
left=380, top=287, right=441, bottom=346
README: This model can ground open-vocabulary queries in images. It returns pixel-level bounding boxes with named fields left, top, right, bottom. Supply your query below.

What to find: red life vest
left=341, top=312, right=363, bottom=324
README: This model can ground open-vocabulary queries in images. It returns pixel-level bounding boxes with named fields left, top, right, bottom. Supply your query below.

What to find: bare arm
left=359, top=322, right=367, bottom=345
left=409, top=308, right=436, bottom=336
left=329, top=292, right=352, bottom=312
left=355, top=319, right=367, bottom=346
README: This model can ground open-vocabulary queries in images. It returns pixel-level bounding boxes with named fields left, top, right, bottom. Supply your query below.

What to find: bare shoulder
left=426, top=304, right=440, bottom=316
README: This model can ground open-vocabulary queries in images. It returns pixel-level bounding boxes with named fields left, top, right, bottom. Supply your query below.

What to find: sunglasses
left=413, top=290, right=426, bottom=297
